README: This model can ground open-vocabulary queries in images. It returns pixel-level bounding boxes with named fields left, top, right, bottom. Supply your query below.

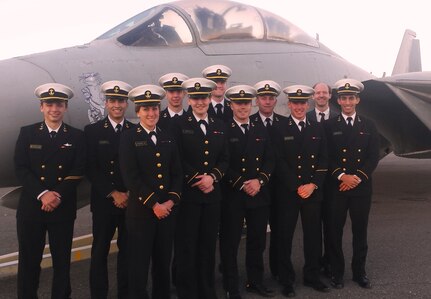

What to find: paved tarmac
left=1, top=153, right=431, bottom=298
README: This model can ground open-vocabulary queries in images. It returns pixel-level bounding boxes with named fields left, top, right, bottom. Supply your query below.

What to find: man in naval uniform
left=219, top=85, right=275, bottom=299
left=202, top=64, right=233, bottom=122
left=325, top=79, right=379, bottom=290
left=275, top=85, right=330, bottom=297
left=173, top=77, right=229, bottom=299
left=119, top=84, right=183, bottom=299
left=84, top=80, right=133, bottom=299
left=157, top=72, right=189, bottom=132
left=14, top=83, right=85, bottom=299
left=250, top=80, right=287, bottom=280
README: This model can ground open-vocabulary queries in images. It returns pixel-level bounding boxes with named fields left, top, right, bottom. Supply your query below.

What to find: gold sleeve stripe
left=187, top=172, right=199, bottom=184
left=143, top=192, right=155, bottom=205
left=259, top=172, right=270, bottom=181
left=168, top=192, right=181, bottom=200
left=316, top=169, right=328, bottom=172
left=332, top=168, right=341, bottom=175
left=232, top=176, right=242, bottom=188
left=357, top=169, right=369, bottom=180
left=64, top=176, right=84, bottom=180
left=213, top=168, right=223, bottom=178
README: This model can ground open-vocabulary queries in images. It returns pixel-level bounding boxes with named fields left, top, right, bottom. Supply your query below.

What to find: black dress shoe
left=353, top=275, right=372, bottom=289
left=303, top=279, right=330, bottom=293
left=246, top=283, right=275, bottom=297
left=281, top=284, right=296, bottom=298
left=330, top=276, right=344, bottom=289
left=226, top=291, right=242, bottom=299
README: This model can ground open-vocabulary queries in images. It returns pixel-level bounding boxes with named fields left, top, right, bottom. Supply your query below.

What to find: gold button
left=358, top=149, right=362, bottom=152
left=58, top=177, right=62, bottom=181
left=204, top=140, right=209, bottom=144
left=110, top=171, right=114, bottom=175
left=241, top=158, right=245, bottom=162
left=40, top=176, right=45, bottom=181
left=139, top=197, right=143, bottom=201
left=311, top=155, right=315, bottom=159
left=159, top=185, right=164, bottom=190
left=204, top=151, right=209, bottom=155
left=256, top=157, right=259, bottom=161
left=204, top=161, right=208, bottom=166
left=157, top=174, right=163, bottom=179
left=110, top=160, right=114, bottom=164
left=58, top=165, right=63, bottom=169
left=242, top=168, right=246, bottom=172
left=343, top=149, right=347, bottom=152
left=297, top=155, right=301, bottom=159
left=256, top=168, right=260, bottom=171
left=298, top=165, right=302, bottom=169
left=298, top=175, right=302, bottom=179
left=41, top=165, right=45, bottom=169
left=312, top=165, right=315, bottom=169
left=342, top=168, right=346, bottom=171
left=156, top=153, right=161, bottom=157
left=342, top=159, right=346, bottom=162
left=157, top=163, right=162, bottom=168
left=357, top=159, right=361, bottom=162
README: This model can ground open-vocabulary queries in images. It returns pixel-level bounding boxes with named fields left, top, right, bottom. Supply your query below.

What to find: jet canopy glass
left=96, top=0, right=318, bottom=48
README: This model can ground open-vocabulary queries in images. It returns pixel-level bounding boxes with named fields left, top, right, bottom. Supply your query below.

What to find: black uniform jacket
left=119, top=124, right=183, bottom=219
left=84, top=117, right=134, bottom=214
left=250, top=112, right=288, bottom=143
left=207, top=98, right=233, bottom=122
left=222, top=120, right=275, bottom=208
left=14, top=122, right=85, bottom=222
left=157, top=108, right=186, bottom=132
left=324, top=114, right=380, bottom=196
left=275, top=116, right=328, bottom=197
left=172, top=112, right=229, bottom=204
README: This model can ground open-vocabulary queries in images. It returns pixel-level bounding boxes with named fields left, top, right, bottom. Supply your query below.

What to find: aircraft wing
left=361, top=72, right=431, bottom=158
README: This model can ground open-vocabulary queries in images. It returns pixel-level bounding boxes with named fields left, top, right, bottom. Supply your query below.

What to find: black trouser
left=90, top=212, right=127, bottom=299
left=277, top=191, right=322, bottom=286
left=267, top=182, right=279, bottom=277
left=127, top=209, right=177, bottom=299
left=329, top=193, right=372, bottom=278
left=17, top=218, right=74, bottom=299
left=220, top=199, right=269, bottom=293
left=175, top=201, right=220, bottom=299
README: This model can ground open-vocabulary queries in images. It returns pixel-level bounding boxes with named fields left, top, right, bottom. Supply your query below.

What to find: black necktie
left=319, top=112, right=325, bottom=122
left=298, top=121, right=305, bottom=132
left=215, top=103, right=223, bottom=118
left=265, top=118, right=272, bottom=128
left=49, top=131, right=57, bottom=139
left=347, top=116, right=353, bottom=127
left=148, top=131, right=157, bottom=145
left=241, top=123, right=249, bottom=135
left=198, top=120, right=208, bottom=135
left=115, top=123, right=122, bottom=133
left=173, top=114, right=179, bottom=119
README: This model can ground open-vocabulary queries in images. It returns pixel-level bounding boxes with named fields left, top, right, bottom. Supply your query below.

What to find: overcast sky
left=0, top=0, right=429, bottom=77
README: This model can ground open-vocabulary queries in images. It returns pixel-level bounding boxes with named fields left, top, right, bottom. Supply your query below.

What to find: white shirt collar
left=167, top=107, right=183, bottom=117
left=291, top=115, right=306, bottom=127
left=211, top=99, right=224, bottom=108
left=315, top=108, right=330, bottom=121
left=192, top=112, right=209, bottom=124
left=140, top=123, right=157, bottom=134
left=45, top=122, right=62, bottom=133
left=108, top=116, right=124, bottom=129
left=233, top=118, right=250, bottom=133
left=341, top=112, right=356, bottom=125
left=259, top=112, right=273, bottom=124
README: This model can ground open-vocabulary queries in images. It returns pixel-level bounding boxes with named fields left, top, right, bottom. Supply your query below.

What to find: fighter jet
left=1, top=0, right=430, bottom=208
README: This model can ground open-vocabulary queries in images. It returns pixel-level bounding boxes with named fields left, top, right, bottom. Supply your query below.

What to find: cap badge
left=145, top=91, right=152, bottom=98
left=264, top=84, right=270, bottom=90
left=296, top=89, right=302, bottom=96
left=48, top=88, right=55, bottom=96
left=194, top=82, right=201, bottom=90
left=344, top=83, right=350, bottom=89
left=114, top=86, right=120, bottom=93
left=172, top=77, right=178, bottom=84
left=216, top=69, right=222, bottom=75
left=240, top=90, right=245, bottom=97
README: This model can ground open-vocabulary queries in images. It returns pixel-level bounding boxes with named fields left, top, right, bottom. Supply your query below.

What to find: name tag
left=333, top=131, right=343, bottom=136
left=229, top=138, right=239, bottom=143
left=135, top=141, right=147, bottom=147
left=182, top=129, right=194, bottom=135
left=29, top=144, right=42, bottom=150
left=284, top=136, right=294, bottom=141
left=99, top=140, right=110, bottom=145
